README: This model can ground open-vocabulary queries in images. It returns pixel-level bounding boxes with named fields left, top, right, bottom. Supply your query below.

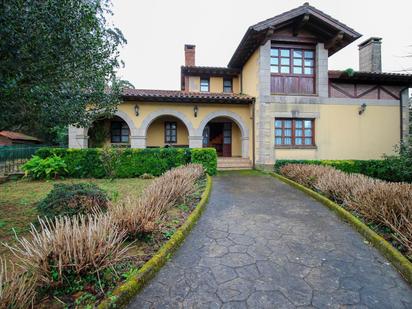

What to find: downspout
left=252, top=99, right=256, bottom=169
left=399, top=87, right=409, bottom=144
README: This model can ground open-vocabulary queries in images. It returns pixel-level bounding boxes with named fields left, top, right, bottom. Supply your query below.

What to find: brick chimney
left=358, top=37, right=382, bottom=72
left=184, top=44, right=196, bottom=66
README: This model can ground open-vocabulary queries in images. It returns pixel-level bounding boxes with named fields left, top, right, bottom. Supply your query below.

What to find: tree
left=0, top=0, right=126, bottom=137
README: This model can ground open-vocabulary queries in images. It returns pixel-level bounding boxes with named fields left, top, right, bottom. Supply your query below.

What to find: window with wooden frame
left=200, top=78, right=210, bottom=92
left=165, top=121, right=177, bottom=143
left=274, top=118, right=315, bottom=147
left=223, top=78, right=233, bottom=93
left=111, top=121, right=129, bottom=143
left=270, top=46, right=315, bottom=94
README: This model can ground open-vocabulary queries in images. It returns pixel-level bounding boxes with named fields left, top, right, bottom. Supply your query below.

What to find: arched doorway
left=202, top=118, right=242, bottom=157
left=146, top=116, right=190, bottom=148
left=197, top=111, right=249, bottom=158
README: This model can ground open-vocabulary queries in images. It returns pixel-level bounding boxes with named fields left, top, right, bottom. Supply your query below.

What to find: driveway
left=129, top=172, right=412, bottom=308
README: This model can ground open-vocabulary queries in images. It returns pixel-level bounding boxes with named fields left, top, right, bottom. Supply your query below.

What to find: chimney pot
left=358, top=37, right=382, bottom=72
left=184, top=44, right=196, bottom=66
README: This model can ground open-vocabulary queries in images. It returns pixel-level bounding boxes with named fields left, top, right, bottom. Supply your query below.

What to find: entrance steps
left=217, top=157, right=252, bottom=171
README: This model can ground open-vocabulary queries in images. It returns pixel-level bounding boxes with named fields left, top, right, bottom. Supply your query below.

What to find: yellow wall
left=231, top=123, right=242, bottom=156
left=241, top=49, right=259, bottom=96
left=210, top=77, right=223, bottom=93
left=188, top=75, right=241, bottom=94
left=146, top=117, right=189, bottom=147
left=117, top=102, right=253, bottom=157
left=273, top=104, right=400, bottom=160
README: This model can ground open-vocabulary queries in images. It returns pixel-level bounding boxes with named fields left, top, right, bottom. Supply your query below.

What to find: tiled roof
left=329, top=70, right=412, bottom=85
left=122, top=89, right=254, bottom=104
left=0, top=131, right=41, bottom=142
left=181, top=66, right=240, bottom=76
left=228, top=3, right=362, bottom=68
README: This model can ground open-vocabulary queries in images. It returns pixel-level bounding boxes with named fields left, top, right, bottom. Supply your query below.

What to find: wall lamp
left=358, top=103, right=367, bottom=115
left=194, top=105, right=198, bottom=118
left=134, top=104, right=139, bottom=116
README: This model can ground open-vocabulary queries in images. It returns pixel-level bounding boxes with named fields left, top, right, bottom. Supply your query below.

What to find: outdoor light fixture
left=134, top=104, right=139, bottom=116
left=358, top=103, right=367, bottom=115
left=194, top=105, right=198, bottom=117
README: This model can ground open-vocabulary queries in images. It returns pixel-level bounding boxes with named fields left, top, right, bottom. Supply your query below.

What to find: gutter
left=252, top=99, right=256, bottom=169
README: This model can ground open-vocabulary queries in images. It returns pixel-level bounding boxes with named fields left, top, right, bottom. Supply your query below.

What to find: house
left=0, top=131, right=42, bottom=146
left=68, top=3, right=411, bottom=169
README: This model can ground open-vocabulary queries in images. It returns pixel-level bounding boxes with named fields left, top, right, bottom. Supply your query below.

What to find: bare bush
left=4, top=214, right=131, bottom=285
left=0, top=258, right=37, bottom=309
left=110, top=164, right=205, bottom=235
left=280, top=163, right=412, bottom=254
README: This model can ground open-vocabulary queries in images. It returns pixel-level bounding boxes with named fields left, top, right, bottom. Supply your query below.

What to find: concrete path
left=129, top=172, right=412, bottom=308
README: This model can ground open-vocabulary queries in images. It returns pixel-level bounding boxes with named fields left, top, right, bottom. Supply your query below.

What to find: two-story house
left=68, top=3, right=411, bottom=169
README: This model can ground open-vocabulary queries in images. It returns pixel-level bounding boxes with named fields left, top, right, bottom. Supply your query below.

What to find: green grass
left=0, top=178, right=151, bottom=253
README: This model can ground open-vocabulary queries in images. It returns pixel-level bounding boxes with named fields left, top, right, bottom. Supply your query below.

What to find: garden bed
left=0, top=164, right=209, bottom=308
left=0, top=178, right=150, bottom=256
left=277, top=164, right=412, bottom=263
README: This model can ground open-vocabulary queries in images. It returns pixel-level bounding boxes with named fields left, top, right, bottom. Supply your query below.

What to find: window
left=165, top=122, right=177, bottom=143
left=200, top=78, right=209, bottom=92
left=111, top=121, right=129, bottom=143
left=223, top=78, right=233, bottom=93
left=274, top=118, right=315, bottom=146
left=270, top=47, right=315, bottom=76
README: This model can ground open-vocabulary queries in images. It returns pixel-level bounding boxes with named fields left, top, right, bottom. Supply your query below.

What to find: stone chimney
left=184, top=44, right=196, bottom=66
left=358, top=37, right=382, bottom=72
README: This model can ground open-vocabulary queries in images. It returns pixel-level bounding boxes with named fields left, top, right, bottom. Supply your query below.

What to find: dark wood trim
left=292, top=13, right=310, bottom=36
left=164, top=121, right=177, bottom=144
left=380, top=86, right=400, bottom=100
left=330, top=83, right=356, bottom=98
left=325, top=31, right=344, bottom=49
left=275, top=118, right=315, bottom=147
left=223, top=77, right=233, bottom=93
left=200, top=77, right=210, bottom=92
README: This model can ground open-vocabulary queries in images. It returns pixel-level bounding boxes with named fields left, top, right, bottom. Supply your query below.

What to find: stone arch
left=68, top=110, right=138, bottom=148
left=138, top=109, right=195, bottom=137
left=196, top=110, right=250, bottom=158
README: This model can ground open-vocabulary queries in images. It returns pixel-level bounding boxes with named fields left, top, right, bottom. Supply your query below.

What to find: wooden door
left=222, top=122, right=232, bottom=157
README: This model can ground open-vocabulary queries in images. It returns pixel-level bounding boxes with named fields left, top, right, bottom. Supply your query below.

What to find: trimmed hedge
left=273, top=159, right=411, bottom=183
left=35, top=147, right=217, bottom=178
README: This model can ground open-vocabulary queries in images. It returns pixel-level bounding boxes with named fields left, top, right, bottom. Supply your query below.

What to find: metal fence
left=0, top=145, right=46, bottom=176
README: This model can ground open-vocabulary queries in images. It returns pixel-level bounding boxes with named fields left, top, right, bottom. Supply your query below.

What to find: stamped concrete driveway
left=129, top=172, right=412, bottom=308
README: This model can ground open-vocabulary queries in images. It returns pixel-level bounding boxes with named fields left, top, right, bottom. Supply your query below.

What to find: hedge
left=273, top=159, right=411, bottom=183
left=36, top=147, right=217, bottom=178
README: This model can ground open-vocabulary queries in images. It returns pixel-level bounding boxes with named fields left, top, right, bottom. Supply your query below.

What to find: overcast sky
left=110, top=0, right=412, bottom=90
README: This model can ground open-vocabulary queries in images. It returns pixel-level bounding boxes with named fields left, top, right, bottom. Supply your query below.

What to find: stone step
left=217, top=157, right=252, bottom=170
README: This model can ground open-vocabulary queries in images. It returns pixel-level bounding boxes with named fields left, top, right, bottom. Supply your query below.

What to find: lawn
left=0, top=178, right=151, bottom=255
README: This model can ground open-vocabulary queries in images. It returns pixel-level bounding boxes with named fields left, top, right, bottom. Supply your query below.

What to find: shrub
left=37, top=183, right=109, bottom=219
left=274, top=159, right=412, bottom=183
left=0, top=258, right=37, bottom=309
left=22, top=155, right=67, bottom=179
left=191, top=148, right=217, bottom=175
left=35, top=147, right=216, bottom=178
left=5, top=214, right=130, bottom=286
left=280, top=164, right=412, bottom=255
left=110, top=164, right=205, bottom=236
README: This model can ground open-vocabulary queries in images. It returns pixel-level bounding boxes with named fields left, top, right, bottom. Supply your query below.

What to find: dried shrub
left=280, top=164, right=412, bottom=255
left=0, top=258, right=37, bottom=309
left=110, top=164, right=204, bottom=235
left=4, top=214, right=130, bottom=286
left=37, top=183, right=109, bottom=219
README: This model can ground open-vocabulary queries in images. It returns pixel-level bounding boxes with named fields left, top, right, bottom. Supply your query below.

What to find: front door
left=222, top=122, right=232, bottom=157
left=202, top=122, right=232, bottom=157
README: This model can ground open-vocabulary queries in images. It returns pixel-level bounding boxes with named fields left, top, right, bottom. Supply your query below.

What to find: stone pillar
left=256, top=40, right=274, bottom=167
left=400, top=89, right=410, bottom=143
left=241, top=137, right=249, bottom=159
left=189, top=136, right=203, bottom=148
left=68, top=125, right=88, bottom=148
left=130, top=135, right=146, bottom=148
left=316, top=43, right=329, bottom=98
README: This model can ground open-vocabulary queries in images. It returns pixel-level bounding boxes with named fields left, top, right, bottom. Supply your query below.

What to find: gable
left=228, top=3, right=362, bottom=69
